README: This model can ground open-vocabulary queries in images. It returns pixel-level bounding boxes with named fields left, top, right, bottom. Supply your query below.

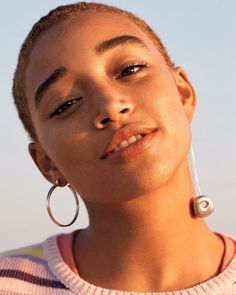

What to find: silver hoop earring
left=189, top=144, right=214, bottom=218
left=46, top=180, right=79, bottom=227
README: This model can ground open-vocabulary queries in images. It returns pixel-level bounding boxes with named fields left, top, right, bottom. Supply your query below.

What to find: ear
left=172, top=67, right=197, bottom=123
left=28, top=142, right=67, bottom=186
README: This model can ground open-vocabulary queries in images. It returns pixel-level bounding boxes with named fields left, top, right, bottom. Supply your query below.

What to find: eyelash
left=118, top=62, right=147, bottom=79
left=49, top=97, right=82, bottom=118
left=49, top=62, right=148, bottom=118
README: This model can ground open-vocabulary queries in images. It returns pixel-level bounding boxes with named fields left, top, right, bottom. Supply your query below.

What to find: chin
left=77, top=148, right=188, bottom=204
left=97, top=162, right=176, bottom=203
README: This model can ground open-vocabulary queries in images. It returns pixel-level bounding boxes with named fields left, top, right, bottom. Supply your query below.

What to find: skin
left=25, top=12, right=224, bottom=292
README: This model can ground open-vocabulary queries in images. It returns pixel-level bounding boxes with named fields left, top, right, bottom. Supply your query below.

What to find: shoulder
left=0, top=239, right=69, bottom=294
left=0, top=242, right=45, bottom=260
left=0, top=243, right=48, bottom=274
left=0, top=242, right=50, bottom=281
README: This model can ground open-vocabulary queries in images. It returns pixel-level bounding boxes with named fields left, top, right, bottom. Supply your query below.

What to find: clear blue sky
left=0, top=0, right=236, bottom=252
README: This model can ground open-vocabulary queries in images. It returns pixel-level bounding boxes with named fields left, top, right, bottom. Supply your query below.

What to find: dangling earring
left=189, top=143, right=214, bottom=218
left=46, top=180, right=79, bottom=227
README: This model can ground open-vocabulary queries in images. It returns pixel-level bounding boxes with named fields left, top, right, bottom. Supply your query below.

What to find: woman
left=1, top=2, right=236, bottom=294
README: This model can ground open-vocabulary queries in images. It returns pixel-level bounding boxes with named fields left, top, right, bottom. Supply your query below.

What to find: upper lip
left=101, top=124, right=158, bottom=158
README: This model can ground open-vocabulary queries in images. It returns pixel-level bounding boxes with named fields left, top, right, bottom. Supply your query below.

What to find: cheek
left=38, top=124, right=97, bottom=173
left=140, top=73, right=189, bottom=131
left=47, top=135, right=103, bottom=199
left=50, top=135, right=91, bottom=163
left=146, top=75, right=191, bottom=160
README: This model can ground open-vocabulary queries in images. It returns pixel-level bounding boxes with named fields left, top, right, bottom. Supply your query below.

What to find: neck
left=74, top=158, right=224, bottom=292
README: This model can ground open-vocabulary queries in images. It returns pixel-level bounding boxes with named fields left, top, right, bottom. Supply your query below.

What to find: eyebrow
left=95, top=35, right=147, bottom=54
left=34, top=66, right=68, bottom=107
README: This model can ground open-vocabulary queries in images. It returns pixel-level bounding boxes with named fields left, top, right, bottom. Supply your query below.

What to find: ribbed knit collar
left=43, top=233, right=236, bottom=295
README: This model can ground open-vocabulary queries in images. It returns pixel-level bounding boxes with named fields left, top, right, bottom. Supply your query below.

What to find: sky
left=0, top=0, right=236, bottom=252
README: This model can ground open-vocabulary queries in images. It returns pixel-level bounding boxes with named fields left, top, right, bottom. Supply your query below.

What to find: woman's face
left=26, top=12, right=195, bottom=204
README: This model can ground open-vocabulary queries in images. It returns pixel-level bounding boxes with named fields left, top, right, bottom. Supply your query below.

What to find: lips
left=101, top=124, right=158, bottom=159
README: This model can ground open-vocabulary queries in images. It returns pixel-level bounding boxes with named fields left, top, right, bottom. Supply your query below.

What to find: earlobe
left=28, top=142, right=67, bottom=186
left=173, top=67, right=197, bottom=123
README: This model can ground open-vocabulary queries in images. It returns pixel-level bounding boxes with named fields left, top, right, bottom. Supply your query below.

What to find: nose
left=93, top=89, right=134, bottom=129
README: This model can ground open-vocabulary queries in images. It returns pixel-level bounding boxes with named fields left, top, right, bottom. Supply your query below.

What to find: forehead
left=31, top=11, right=155, bottom=53
left=25, top=12, right=161, bottom=100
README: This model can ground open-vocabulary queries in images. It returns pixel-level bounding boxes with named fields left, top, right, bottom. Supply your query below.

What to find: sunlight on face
left=26, top=12, right=194, bottom=204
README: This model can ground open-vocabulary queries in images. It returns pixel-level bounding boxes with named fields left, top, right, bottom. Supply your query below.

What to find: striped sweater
left=1, top=231, right=236, bottom=294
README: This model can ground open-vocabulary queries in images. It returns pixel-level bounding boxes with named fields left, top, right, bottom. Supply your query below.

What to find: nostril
left=120, top=108, right=129, bottom=114
left=98, top=108, right=130, bottom=126
left=100, top=118, right=111, bottom=125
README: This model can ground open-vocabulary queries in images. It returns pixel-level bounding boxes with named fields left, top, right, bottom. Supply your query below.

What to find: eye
left=118, top=62, right=147, bottom=79
left=49, top=97, right=82, bottom=118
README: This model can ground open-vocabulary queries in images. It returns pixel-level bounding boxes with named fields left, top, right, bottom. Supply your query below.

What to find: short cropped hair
left=13, top=2, right=175, bottom=140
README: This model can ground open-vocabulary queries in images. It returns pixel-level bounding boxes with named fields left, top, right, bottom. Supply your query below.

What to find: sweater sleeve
left=0, top=243, right=71, bottom=295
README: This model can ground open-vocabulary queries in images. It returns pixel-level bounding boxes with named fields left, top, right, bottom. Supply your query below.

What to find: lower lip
left=105, top=130, right=158, bottom=160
